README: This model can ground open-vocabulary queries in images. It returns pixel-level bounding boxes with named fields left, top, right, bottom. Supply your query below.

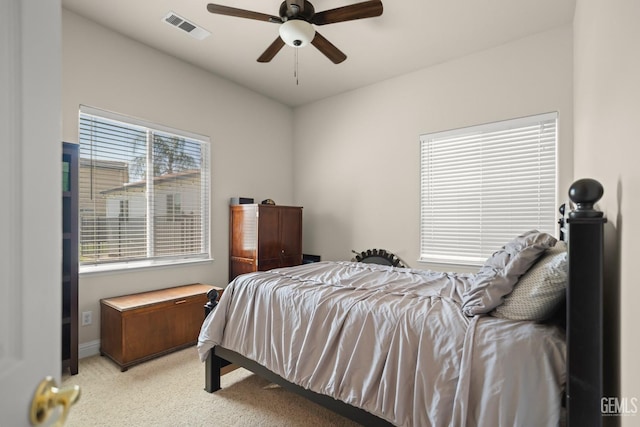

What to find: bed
left=198, top=179, right=606, bottom=427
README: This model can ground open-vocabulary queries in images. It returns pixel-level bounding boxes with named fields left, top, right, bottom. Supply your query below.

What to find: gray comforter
left=197, top=261, right=565, bottom=427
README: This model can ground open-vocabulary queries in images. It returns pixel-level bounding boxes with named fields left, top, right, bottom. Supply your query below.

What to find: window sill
left=418, top=257, right=483, bottom=267
left=79, top=257, right=214, bottom=276
left=417, top=258, right=481, bottom=274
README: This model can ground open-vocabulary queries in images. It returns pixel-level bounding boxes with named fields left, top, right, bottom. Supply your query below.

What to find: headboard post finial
left=568, top=178, right=604, bottom=219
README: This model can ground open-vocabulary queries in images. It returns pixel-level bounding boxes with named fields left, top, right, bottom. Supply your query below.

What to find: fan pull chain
left=294, top=48, right=299, bottom=86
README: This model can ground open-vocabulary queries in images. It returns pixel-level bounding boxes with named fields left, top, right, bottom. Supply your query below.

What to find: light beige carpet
left=61, top=347, right=360, bottom=427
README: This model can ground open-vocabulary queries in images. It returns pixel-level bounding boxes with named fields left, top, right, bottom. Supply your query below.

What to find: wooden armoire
left=229, top=204, right=303, bottom=282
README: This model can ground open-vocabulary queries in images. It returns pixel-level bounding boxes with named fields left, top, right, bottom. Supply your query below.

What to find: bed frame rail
left=207, top=346, right=393, bottom=426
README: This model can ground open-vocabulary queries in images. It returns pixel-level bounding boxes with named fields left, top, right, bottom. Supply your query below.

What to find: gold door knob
left=30, top=376, right=80, bottom=426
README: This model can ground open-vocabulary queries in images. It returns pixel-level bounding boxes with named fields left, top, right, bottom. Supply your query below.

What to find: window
left=420, top=112, right=557, bottom=266
left=78, top=106, right=210, bottom=272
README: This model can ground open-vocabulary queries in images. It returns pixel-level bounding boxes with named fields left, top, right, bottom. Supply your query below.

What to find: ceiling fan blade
left=311, top=32, right=347, bottom=64
left=207, top=4, right=282, bottom=23
left=257, top=37, right=286, bottom=63
left=311, top=0, right=383, bottom=25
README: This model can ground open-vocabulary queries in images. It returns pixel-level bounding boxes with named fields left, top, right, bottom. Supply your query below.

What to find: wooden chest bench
left=100, top=283, right=221, bottom=371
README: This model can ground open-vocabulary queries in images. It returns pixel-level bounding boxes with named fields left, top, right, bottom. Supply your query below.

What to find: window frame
left=78, top=105, right=212, bottom=274
left=419, top=112, right=558, bottom=266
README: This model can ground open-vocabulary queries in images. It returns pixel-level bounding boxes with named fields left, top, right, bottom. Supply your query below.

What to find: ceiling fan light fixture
left=279, top=19, right=315, bottom=47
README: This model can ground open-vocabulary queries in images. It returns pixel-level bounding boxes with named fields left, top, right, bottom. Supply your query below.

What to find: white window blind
left=420, top=112, right=557, bottom=266
left=78, top=106, right=210, bottom=271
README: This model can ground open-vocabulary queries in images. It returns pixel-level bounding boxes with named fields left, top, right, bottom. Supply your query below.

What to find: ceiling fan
left=206, top=0, right=383, bottom=64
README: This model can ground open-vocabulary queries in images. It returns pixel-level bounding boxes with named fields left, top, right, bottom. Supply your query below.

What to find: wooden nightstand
left=100, top=283, right=213, bottom=371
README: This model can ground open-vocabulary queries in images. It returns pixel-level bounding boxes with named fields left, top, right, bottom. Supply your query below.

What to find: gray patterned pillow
left=491, top=241, right=567, bottom=321
left=461, top=230, right=557, bottom=316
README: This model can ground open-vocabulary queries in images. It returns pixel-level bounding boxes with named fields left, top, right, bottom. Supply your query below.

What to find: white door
left=0, top=0, right=76, bottom=425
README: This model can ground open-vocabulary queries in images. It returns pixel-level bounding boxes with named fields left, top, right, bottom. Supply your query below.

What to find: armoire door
left=257, top=206, right=281, bottom=268
left=279, top=207, right=303, bottom=267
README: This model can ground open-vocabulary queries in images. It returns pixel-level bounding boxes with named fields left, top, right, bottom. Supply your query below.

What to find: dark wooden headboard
left=564, top=178, right=606, bottom=427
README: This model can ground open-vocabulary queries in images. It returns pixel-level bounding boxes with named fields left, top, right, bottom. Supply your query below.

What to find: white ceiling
left=62, top=0, right=576, bottom=107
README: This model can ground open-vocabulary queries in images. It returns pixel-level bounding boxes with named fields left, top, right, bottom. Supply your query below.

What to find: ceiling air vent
left=163, top=12, right=211, bottom=40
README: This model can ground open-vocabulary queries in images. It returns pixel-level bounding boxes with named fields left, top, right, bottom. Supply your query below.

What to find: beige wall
left=62, top=9, right=295, bottom=347
left=292, top=26, right=574, bottom=272
left=574, top=0, right=640, bottom=422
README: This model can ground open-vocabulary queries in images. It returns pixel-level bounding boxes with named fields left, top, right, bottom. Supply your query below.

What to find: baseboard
left=79, top=339, right=101, bottom=359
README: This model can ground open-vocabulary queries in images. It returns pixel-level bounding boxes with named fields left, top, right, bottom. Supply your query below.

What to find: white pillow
left=491, top=241, right=567, bottom=321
